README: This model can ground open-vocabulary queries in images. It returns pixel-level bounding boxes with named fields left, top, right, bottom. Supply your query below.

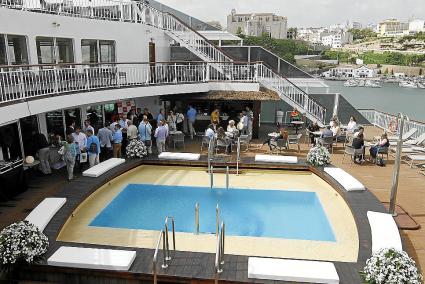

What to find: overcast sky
left=158, top=0, right=425, bottom=28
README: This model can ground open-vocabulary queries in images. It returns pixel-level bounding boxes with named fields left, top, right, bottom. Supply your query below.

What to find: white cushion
left=324, top=167, right=365, bottom=191
left=83, top=158, right=125, bottom=178
left=158, top=152, right=200, bottom=161
left=248, top=257, right=339, bottom=283
left=367, top=211, right=402, bottom=253
left=48, top=247, right=136, bottom=271
left=25, top=198, right=66, bottom=232
left=255, top=154, right=298, bottom=164
left=407, top=155, right=425, bottom=161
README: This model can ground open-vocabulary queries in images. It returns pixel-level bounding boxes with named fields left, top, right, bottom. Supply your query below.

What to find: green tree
left=348, top=28, right=377, bottom=40
left=236, top=27, right=243, bottom=37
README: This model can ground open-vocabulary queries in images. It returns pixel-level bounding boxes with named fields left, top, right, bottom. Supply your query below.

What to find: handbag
left=80, top=152, right=88, bottom=163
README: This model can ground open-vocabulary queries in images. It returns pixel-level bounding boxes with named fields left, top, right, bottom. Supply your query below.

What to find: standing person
left=144, top=108, right=154, bottom=121
left=175, top=110, right=185, bottom=132
left=139, top=115, right=153, bottom=154
left=109, top=118, right=119, bottom=133
left=127, top=120, right=139, bottom=141
left=211, top=109, right=220, bottom=125
left=62, top=134, right=77, bottom=181
left=154, top=119, right=168, bottom=154
left=157, top=109, right=165, bottom=125
left=240, top=111, right=248, bottom=135
left=33, top=131, right=51, bottom=175
left=97, top=124, right=113, bottom=161
left=136, top=108, right=143, bottom=124
left=245, top=106, right=254, bottom=138
left=72, top=126, right=87, bottom=173
left=187, top=105, right=197, bottom=139
left=308, top=121, right=320, bottom=145
left=66, top=121, right=75, bottom=135
left=167, top=110, right=177, bottom=132
left=119, top=114, right=129, bottom=157
left=112, top=124, right=123, bottom=158
left=86, top=129, right=100, bottom=168
left=83, top=119, right=95, bottom=134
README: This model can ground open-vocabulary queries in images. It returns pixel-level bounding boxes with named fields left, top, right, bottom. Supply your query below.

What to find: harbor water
left=326, top=81, right=425, bottom=122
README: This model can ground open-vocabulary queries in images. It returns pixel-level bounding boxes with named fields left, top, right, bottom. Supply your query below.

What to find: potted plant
left=362, top=248, right=423, bottom=284
left=0, top=220, right=49, bottom=279
left=126, top=139, right=148, bottom=159
left=306, top=145, right=331, bottom=166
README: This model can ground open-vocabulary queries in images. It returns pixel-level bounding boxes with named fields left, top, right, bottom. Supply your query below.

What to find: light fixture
left=52, top=21, right=60, bottom=27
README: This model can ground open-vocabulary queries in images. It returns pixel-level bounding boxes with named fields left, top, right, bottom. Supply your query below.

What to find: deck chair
left=388, top=128, right=417, bottom=142
left=390, top=132, right=425, bottom=147
left=318, top=136, right=334, bottom=153
left=200, top=135, right=211, bottom=152
left=342, top=145, right=365, bottom=165
left=406, top=154, right=425, bottom=168
left=172, top=133, right=185, bottom=150
left=271, top=138, right=289, bottom=155
left=288, top=134, right=302, bottom=153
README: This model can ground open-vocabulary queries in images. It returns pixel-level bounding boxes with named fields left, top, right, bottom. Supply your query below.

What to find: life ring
left=389, top=118, right=398, bottom=133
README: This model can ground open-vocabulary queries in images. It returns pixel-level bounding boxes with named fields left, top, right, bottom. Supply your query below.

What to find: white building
left=378, top=19, right=409, bottom=37
left=227, top=9, right=287, bottom=39
left=324, top=65, right=377, bottom=78
left=321, top=32, right=353, bottom=48
left=409, top=19, right=425, bottom=33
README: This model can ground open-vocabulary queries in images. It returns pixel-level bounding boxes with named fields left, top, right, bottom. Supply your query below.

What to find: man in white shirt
left=127, top=120, right=139, bottom=140
left=71, top=126, right=87, bottom=173
left=83, top=119, right=95, bottom=135
left=205, top=124, right=215, bottom=140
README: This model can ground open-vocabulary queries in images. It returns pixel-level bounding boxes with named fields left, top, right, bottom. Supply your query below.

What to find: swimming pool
left=90, top=184, right=336, bottom=242
left=58, top=165, right=358, bottom=262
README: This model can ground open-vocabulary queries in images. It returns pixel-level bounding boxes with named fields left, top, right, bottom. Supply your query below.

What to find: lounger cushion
left=248, top=257, right=339, bottom=283
left=324, top=167, right=365, bottom=191
left=367, top=211, right=402, bottom=253
left=407, top=155, right=425, bottom=161
left=255, top=155, right=298, bottom=164
left=25, top=198, right=66, bottom=232
left=158, top=152, right=200, bottom=161
left=388, top=128, right=417, bottom=141
left=83, top=158, right=126, bottom=178
left=47, top=247, right=136, bottom=271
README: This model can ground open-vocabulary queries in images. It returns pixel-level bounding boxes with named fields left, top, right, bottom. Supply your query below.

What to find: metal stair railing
left=215, top=221, right=225, bottom=282
left=257, top=63, right=327, bottom=125
left=152, top=216, right=176, bottom=284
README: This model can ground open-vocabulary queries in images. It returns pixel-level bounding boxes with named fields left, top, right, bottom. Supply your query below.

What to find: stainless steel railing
left=194, top=202, right=199, bottom=235
left=152, top=216, right=176, bottom=284
left=215, top=221, right=225, bottom=278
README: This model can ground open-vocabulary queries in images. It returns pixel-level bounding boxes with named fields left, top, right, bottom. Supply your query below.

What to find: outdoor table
left=268, top=132, right=279, bottom=138
left=291, top=121, right=304, bottom=134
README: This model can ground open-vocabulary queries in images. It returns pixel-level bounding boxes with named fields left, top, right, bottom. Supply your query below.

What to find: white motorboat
left=365, top=80, right=382, bottom=88
left=399, top=81, right=418, bottom=89
left=344, top=79, right=358, bottom=87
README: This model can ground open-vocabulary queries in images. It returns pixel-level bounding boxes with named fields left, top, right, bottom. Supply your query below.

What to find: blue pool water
left=90, top=184, right=336, bottom=242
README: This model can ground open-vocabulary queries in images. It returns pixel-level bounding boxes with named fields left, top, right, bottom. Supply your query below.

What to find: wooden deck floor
left=1, top=124, right=424, bottom=276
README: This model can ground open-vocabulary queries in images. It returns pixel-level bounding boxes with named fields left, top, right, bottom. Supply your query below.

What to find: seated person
left=205, top=124, right=215, bottom=141
left=351, top=127, right=365, bottom=163
left=290, top=108, right=301, bottom=121
left=346, top=116, right=357, bottom=133
left=308, top=121, right=320, bottom=145
left=321, top=126, right=334, bottom=138
left=329, top=116, right=339, bottom=127
left=226, top=120, right=239, bottom=138
left=217, top=127, right=231, bottom=154
left=369, top=132, right=389, bottom=162
left=331, top=124, right=341, bottom=137
left=262, top=127, right=288, bottom=151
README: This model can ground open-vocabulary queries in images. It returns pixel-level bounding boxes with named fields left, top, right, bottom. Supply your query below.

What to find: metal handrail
left=225, top=166, right=229, bottom=190
left=153, top=230, right=167, bottom=284
left=236, top=137, right=241, bottom=175
left=164, top=216, right=176, bottom=261
left=194, top=202, right=199, bottom=235
left=215, top=222, right=225, bottom=276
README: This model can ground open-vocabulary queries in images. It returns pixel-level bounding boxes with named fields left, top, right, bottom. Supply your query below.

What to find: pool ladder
left=153, top=216, right=176, bottom=284
left=215, top=221, right=226, bottom=284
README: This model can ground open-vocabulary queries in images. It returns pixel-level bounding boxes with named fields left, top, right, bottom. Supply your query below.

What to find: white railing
left=1, top=0, right=233, bottom=65
left=257, top=63, right=326, bottom=124
left=0, top=62, right=257, bottom=104
left=359, top=109, right=425, bottom=139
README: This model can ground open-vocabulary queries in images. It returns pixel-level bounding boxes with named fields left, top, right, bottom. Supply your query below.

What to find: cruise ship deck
left=0, top=124, right=424, bottom=283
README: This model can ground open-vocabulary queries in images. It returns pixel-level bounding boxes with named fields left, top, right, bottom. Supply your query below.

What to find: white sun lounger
left=248, top=257, right=339, bottom=283
left=25, top=198, right=66, bottom=232
left=367, top=211, right=402, bottom=253
left=388, top=128, right=417, bottom=142
left=48, top=246, right=136, bottom=271
left=158, top=152, right=201, bottom=161
left=405, top=154, right=425, bottom=168
left=255, top=154, right=298, bottom=164
left=390, top=132, right=425, bottom=146
left=324, top=167, right=365, bottom=191
left=82, top=158, right=126, bottom=178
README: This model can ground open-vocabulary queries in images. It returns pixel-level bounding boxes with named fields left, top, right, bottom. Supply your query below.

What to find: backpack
left=89, top=142, right=98, bottom=154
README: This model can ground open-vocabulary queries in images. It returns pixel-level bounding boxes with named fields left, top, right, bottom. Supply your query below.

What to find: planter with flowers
left=306, top=145, right=331, bottom=167
left=126, top=139, right=148, bottom=159
left=0, top=220, right=49, bottom=279
left=362, top=248, right=422, bottom=284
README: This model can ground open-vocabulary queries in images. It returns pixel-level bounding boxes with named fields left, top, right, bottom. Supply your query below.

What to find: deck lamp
left=389, top=113, right=409, bottom=216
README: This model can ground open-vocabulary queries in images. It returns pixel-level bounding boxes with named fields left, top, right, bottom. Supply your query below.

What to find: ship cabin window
left=0, top=34, right=29, bottom=66
left=36, top=37, right=74, bottom=65
left=82, top=39, right=115, bottom=64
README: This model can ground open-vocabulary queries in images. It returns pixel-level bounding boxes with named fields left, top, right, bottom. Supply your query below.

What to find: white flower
left=363, top=248, right=422, bottom=284
left=306, top=145, right=331, bottom=166
left=0, top=220, right=49, bottom=266
left=126, top=139, right=148, bottom=159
